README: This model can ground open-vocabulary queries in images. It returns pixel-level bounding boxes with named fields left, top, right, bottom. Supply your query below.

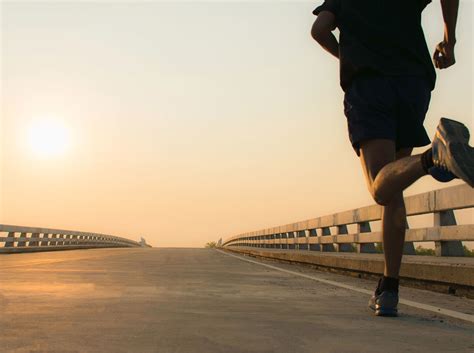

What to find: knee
left=369, top=177, right=404, bottom=206
left=371, top=183, right=398, bottom=206
left=371, top=187, right=404, bottom=207
left=372, top=189, right=390, bottom=206
left=369, top=180, right=389, bottom=206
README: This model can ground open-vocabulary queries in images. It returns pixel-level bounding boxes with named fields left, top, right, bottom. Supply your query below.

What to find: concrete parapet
left=0, top=224, right=144, bottom=254
left=221, top=185, right=474, bottom=258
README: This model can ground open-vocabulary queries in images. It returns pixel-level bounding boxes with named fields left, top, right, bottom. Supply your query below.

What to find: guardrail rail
left=0, top=224, right=143, bottom=253
left=221, top=184, right=473, bottom=257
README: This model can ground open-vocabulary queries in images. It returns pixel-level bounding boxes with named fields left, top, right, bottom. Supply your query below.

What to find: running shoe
left=368, top=290, right=399, bottom=317
left=431, top=118, right=474, bottom=187
left=428, top=165, right=457, bottom=183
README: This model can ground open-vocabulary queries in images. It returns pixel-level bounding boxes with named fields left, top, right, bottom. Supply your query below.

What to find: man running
left=311, top=0, right=473, bottom=316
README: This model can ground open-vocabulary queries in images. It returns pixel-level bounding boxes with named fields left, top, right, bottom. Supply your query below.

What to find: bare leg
left=381, top=148, right=413, bottom=278
left=359, top=140, right=427, bottom=206
left=372, top=154, right=427, bottom=206
left=359, top=139, right=426, bottom=278
left=381, top=193, right=406, bottom=277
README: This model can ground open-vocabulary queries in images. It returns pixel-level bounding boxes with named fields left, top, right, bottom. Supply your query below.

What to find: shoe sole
left=369, top=301, right=398, bottom=317
left=375, top=308, right=398, bottom=317
left=448, top=143, right=474, bottom=187
left=369, top=304, right=398, bottom=317
left=438, top=118, right=474, bottom=188
left=439, top=117, right=470, bottom=142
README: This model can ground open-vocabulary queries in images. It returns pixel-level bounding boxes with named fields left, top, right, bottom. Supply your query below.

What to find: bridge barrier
left=222, top=184, right=473, bottom=256
left=0, top=224, right=143, bottom=254
left=220, top=184, right=474, bottom=292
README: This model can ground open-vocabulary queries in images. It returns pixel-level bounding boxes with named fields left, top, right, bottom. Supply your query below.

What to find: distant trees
left=415, top=245, right=435, bottom=256
left=463, top=246, right=474, bottom=257
left=205, top=241, right=217, bottom=248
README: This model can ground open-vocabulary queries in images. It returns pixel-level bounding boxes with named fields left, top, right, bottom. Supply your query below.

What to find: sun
left=27, top=119, right=70, bottom=158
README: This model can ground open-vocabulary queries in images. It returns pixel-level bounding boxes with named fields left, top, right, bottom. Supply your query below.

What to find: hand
left=433, top=41, right=456, bottom=69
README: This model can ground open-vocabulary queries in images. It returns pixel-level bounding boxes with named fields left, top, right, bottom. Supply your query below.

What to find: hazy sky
left=1, top=1, right=472, bottom=247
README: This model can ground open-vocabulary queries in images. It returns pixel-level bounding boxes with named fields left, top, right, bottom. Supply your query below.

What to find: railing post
left=434, top=210, right=464, bottom=256
left=336, top=225, right=352, bottom=252
left=40, top=233, right=50, bottom=247
left=308, top=229, right=320, bottom=251
left=287, top=232, right=296, bottom=250
left=17, top=232, right=27, bottom=247
left=356, top=222, right=376, bottom=253
left=321, top=227, right=335, bottom=252
left=284, top=233, right=289, bottom=249
left=298, top=230, right=308, bottom=250
left=5, top=232, right=15, bottom=247
left=29, top=233, right=40, bottom=247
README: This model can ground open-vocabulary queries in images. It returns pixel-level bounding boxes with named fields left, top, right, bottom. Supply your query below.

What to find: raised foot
left=432, top=118, right=474, bottom=188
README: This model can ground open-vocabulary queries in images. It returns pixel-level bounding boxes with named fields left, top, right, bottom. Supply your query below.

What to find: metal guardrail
left=221, top=184, right=474, bottom=257
left=0, top=224, right=143, bottom=253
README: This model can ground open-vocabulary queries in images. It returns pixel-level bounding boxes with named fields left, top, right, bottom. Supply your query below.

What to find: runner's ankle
left=380, top=276, right=399, bottom=293
left=420, top=149, right=433, bottom=173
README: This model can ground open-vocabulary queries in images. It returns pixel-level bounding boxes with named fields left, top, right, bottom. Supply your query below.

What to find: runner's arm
left=434, top=0, right=459, bottom=69
left=311, top=11, right=339, bottom=59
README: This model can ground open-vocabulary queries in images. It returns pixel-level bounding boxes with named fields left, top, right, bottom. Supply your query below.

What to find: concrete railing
left=221, top=184, right=473, bottom=257
left=0, top=224, right=143, bottom=254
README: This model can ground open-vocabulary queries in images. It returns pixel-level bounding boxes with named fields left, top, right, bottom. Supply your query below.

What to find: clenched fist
left=433, top=41, right=456, bottom=69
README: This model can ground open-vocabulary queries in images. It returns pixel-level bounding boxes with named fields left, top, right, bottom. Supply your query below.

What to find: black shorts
left=343, top=74, right=432, bottom=156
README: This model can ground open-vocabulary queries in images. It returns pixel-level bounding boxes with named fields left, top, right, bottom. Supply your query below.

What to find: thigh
left=396, top=147, right=413, bottom=160
left=359, top=139, right=397, bottom=190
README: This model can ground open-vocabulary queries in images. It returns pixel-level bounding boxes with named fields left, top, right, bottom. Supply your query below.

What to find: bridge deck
left=1, top=248, right=473, bottom=353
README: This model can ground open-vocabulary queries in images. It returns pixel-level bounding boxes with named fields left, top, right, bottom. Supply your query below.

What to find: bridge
left=1, top=185, right=473, bottom=352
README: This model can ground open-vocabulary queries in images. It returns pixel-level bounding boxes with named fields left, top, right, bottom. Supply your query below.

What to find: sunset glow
left=2, top=2, right=472, bottom=247
left=27, top=119, right=70, bottom=158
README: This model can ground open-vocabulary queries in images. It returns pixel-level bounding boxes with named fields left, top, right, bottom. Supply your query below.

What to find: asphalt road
left=1, top=248, right=473, bottom=353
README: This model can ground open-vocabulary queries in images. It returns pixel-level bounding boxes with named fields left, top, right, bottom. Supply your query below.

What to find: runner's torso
left=314, top=0, right=436, bottom=91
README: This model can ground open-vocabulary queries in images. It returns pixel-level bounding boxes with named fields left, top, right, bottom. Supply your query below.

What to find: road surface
left=1, top=248, right=473, bottom=353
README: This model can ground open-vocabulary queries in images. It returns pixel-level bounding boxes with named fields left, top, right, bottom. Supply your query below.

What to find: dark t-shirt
left=313, top=0, right=436, bottom=91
